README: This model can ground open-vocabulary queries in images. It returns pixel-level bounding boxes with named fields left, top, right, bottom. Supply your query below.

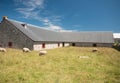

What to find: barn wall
left=0, top=20, right=34, bottom=50
left=64, top=43, right=70, bottom=46
left=70, top=42, right=113, bottom=47
left=33, top=42, right=70, bottom=51
left=72, top=43, right=93, bottom=47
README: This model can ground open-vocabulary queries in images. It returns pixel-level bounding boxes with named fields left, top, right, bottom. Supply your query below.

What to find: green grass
left=0, top=47, right=120, bottom=83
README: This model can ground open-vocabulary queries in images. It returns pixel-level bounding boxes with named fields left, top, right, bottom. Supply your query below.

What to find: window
left=42, top=43, right=45, bottom=48
left=8, top=42, right=12, bottom=47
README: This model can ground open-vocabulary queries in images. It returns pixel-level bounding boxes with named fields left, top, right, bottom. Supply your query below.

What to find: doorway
left=42, top=43, right=45, bottom=48
left=72, top=43, right=75, bottom=46
left=58, top=43, right=60, bottom=47
left=93, top=44, right=97, bottom=47
left=62, top=42, right=64, bottom=47
left=8, top=42, right=12, bottom=47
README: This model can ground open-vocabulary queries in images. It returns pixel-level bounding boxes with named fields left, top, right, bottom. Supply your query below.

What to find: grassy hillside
left=0, top=47, right=120, bottom=83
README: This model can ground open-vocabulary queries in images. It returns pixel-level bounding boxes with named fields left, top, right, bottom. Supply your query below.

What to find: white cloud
left=43, top=19, right=50, bottom=24
left=48, top=24, right=62, bottom=30
left=14, top=0, right=44, bottom=19
left=16, top=8, right=34, bottom=12
left=14, top=0, right=74, bottom=32
left=43, top=18, right=62, bottom=31
left=15, top=0, right=44, bottom=9
left=44, top=21, right=76, bottom=32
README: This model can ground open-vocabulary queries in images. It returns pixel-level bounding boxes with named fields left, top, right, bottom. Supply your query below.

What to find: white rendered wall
left=33, top=43, right=70, bottom=51
left=64, top=43, right=70, bottom=46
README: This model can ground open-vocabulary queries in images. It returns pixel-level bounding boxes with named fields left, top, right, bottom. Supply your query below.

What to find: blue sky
left=0, top=0, right=120, bottom=32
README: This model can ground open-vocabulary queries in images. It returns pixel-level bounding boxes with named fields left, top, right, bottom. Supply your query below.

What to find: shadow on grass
left=113, top=46, right=120, bottom=51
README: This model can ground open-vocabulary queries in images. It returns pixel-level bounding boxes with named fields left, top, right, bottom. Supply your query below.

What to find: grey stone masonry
left=0, top=18, right=34, bottom=50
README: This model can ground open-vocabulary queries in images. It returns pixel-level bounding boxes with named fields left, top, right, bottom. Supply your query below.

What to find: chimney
left=21, top=24, right=27, bottom=29
left=3, top=16, right=8, bottom=20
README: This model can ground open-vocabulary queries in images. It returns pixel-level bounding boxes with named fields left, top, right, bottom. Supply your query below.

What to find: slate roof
left=61, top=32, right=114, bottom=43
left=7, top=19, right=63, bottom=42
left=4, top=18, right=114, bottom=43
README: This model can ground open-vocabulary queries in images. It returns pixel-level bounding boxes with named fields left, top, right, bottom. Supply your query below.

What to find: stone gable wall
left=0, top=20, right=34, bottom=50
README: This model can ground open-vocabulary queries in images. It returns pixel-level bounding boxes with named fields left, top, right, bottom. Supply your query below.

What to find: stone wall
left=0, top=20, right=34, bottom=50
left=70, top=42, right=113, bottom=47
left=96, top=43, right=113, bottom=47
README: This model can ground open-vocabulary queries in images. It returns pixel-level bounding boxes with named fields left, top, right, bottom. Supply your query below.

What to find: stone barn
left=61, top=32, right=114, bottom=47
left=0, top=16, right=114, bottom=50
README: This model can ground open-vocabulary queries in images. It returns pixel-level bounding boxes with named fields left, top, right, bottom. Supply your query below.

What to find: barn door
left=93, top=44, right=97, bottom=47
left=62, top=42, right=64, bottom=47
left=42, top=43, right=45, bottom=48
left=8, top=42, right=12, bottom=47
left=58, top=43, right=60, bottom=47
left=72, top=43, right=75, bottom=46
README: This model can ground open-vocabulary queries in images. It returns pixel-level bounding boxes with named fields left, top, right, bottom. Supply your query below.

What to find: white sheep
left=23, top=47, right=30, bottom=52
left=39, top=50, right=47, bottom=56
left=92, top=48, right=98, bottom=52
left=0, top=47, right=7, bottom=52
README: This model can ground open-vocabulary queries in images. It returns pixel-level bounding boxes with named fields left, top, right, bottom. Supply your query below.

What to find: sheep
left=92, top=48, right=98, bottom=52
left=0, top=47, right=7, bottom=52
left=22, top=47, right=30, bottom=52
left=78, top=56, right=89, bottom=59
left=39, top=50, right=47, bottom=56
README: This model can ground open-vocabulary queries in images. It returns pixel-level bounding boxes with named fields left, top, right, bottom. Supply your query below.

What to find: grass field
left=0, top=47, right=120, bottom=83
